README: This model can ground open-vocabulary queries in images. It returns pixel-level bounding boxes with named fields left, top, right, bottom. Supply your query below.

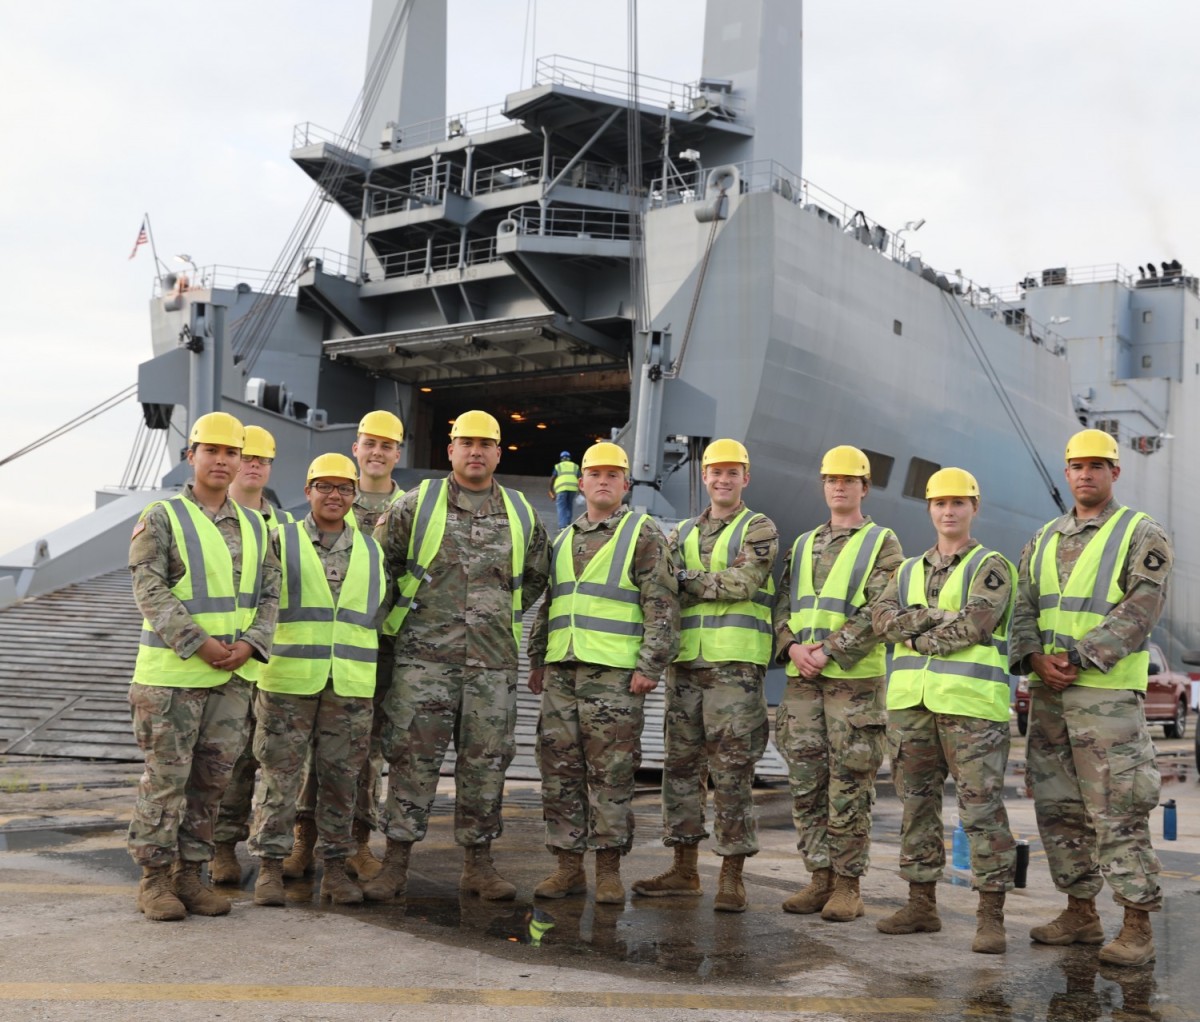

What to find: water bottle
left=1014, top=840, right=1029, bottom=888
left=952, top=818, right=970, bottom=870
left=1163, top=799, right=1177, bottom=841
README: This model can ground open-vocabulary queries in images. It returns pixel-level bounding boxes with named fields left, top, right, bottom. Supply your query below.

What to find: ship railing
left=472, top=155, right=546, bottom=196
left=384, top=103, right=510, bottom=152
left=375, top=235, right=500, bottom=280
left=152, top=249, right=361, bottom=298
left=300, top=248, right=360, bottom=279
left=535, top=54, right=697, bottom=111
left=291, top=122, right=372, bottom=158
left=471, top=155, right=628, bottom=198
left=507, top=204, right=632, bottom=241
left=368, top=164, right=466, bottom=215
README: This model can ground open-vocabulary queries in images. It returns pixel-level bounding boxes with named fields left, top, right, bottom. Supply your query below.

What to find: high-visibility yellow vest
left=380, top=478, right=535, bottom=641
left=1031, top=506, right=1150, bottom=691
left=887, top=546, right=1015, bottom=720
left=546, top=511, right=650, bottom=669
left=785, top=523, right=892, bottom=679
left=132, top=494, right=266, bottom=688
left=346, top=485, right=404, bottom=530
left=553, top=460, right=580, bottom=494
left=258, top=522, right=386, bottom=697
left=675, top=508, right=774, bottom=666
left=237, top=502, right=291, bottom=683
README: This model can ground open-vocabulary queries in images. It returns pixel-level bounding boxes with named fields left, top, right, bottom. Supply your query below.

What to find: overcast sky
left=2, top=0, right=1197, bottom=551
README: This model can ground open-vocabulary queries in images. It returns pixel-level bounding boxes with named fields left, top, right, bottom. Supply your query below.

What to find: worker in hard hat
left=527, top=441, right=679, bottom=904
left=365, top=410, right=550, bottom=905
left=351, top=409, right=406, bottom=530
left=871, top=468, right=1017, bottom=953
left=211, top=423, right=295, bottom=885
left=1009, top=429, right=1172, bottom=968
left=548, top=449, right=580, bottom=529
left=126, top=411, right=280, bottom=922
left=249, top=453, right=389, bottom=908
left=772, top=445, right=903, bottom=923
left=632, top=438, right=777, bottom=912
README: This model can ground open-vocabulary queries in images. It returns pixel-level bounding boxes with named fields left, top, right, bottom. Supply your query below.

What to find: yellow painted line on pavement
left=0, top=881, right=131, bottom=896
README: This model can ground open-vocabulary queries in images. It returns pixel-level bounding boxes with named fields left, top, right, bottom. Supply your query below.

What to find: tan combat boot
left=282, top=816, right=317, bottom=879
left=534, top=850, right=588, bottom=899
left=362, top=838, right=412, bottom=902
left=210, top=841, right=241, bottom=885
left=1030, top=895, right=1105, bottom=945
left=821, top=873, right=865, bottom=922
left=973, top=891, right=1007, bottom=954
left=137, top=864, right=186, bottom=921
left=460, top=842, right=517, bottom=900
left=877, top=881, right=941, bottom=934
left=714, top=854, right=748, bottom=913
left=320, top=858, right=364, bottom=905
left=345, top=819, right=383, bottom=882
left=254, top=857, right=286, bottom=906
left=172, top=860, right=231, bottom=916
left=782, top=867, right=833, bottom=915
left=632, top=844, right=702, bottom=897
left=594, top=848, right=625, bottom=905
left=1098, top=906, right=1155, bottom=967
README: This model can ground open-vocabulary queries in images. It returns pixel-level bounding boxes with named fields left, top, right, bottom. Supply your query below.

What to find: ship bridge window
left=903, top=457, right=941, bottom=500
left=863, top=449, right=894, bottom=489
left=1142, top=310, right=1153, bottom=324
left=893, top=320, right=902, bottom=336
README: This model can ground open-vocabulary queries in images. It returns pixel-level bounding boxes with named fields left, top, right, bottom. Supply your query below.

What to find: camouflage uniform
left=528, top=506, right=679, bottom=852
left=872, top=541, right=1016, bottom=890
left=374, top=475, right=549, bottom=847
left=771, top=518, right=902, bottom=877
left=663, top=504, right=777, bottom=856
left=127, top=484, right=280, bottom=868
left=249, top=515, right=385, bottom=860
left=1010, top=498, right=1172, bottom=910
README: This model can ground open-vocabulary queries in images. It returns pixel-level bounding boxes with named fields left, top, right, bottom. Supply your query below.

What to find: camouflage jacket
left=772, top=516, right=903, bottom=671
left=129, top=483, right=281, bottom=661
left=669, top=501, right=778, bottom=669
left=352, top=481, right=403, bottom=532
left=872, top=540, right=1013, bottom=657
left=373, top=475, right=549, bottom=670
left=528, top=505, right=680, bottom=680
left=1010, top=498, right=1172, bottom=676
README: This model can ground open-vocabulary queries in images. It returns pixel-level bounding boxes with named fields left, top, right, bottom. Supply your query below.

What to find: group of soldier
left=127, top=409, right=1170, bottom=970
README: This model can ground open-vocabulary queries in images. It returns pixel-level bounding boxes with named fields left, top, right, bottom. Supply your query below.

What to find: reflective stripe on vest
left=887, top=547, right=1015, bottom=720
left=675, top=508, right=774, bottom=666
left=380, top=478, right=534, bottom=644
left=234, top=506, right=268, bottom=683
left=1031, top=507, right=1149, bottom=691
left=785, top=523, right=890, bottom=679
left=258, top=522, right=385, bottom=697
left=546, top=511, right=649, bottom=669
left=132, top=494, right=265, bottom=688
left=553, top=461, right=580, bottom=494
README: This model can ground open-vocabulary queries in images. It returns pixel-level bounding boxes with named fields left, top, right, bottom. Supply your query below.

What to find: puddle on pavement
left=0, top=824, right=123, bottom=853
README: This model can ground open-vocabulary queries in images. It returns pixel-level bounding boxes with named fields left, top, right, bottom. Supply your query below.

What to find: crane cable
left=0, top=384, right=137, bottom=469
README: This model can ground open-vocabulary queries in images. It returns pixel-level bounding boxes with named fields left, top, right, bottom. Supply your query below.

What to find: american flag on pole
left=128, top=218, right=148, bottom=260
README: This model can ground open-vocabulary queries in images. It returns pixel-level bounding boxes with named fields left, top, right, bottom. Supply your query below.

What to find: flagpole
left=143, top=213, right=166, bottom=289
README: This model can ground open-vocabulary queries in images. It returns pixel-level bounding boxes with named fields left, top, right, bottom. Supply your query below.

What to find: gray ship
left=2, top=0, right=1196, bottom=759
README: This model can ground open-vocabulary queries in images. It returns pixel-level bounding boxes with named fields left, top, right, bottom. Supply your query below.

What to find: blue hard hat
left=560, top=450, right=571, bottom=459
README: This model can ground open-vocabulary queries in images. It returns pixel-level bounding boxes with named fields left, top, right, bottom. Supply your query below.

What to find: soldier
left=211, top=424, right=294, bottom=885
left=872, top=468, right=1017, bottom=953
left=548, top=450, right=580, bottom=530
left=365, top=409, right=549, bottom=904
left=285, top=409, right=405, bottom=883
left=1010, top=429, right=1172, bottom=968
left=126, top=411, right=279, bottom=921
left=528, top=441, right=679, bottom=903
left=250, top=453, right=388, bottom=907
left=632, top=438, right=776, bottom=912
left=772, top=445, right=902, bottom=922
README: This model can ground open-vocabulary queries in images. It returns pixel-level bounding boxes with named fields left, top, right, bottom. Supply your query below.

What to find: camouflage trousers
left=1027, top=685, right=1162, bottom=910
left=775, top=673, right=887, bottom=877
left=126, top=676, right=253, bottom=868
left=661, top=662, right=768, bottom=857
left=214, top=694, right=258, bottom=844
left=248, top=684, right=373, bottom=860
left=537, top=662, right=645, bottom=853
left=887, top=707, right=1016, bottom=891
left=380, top=659, right=518, bottom=847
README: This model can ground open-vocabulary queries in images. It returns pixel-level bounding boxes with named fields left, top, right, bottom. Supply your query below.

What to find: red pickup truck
left=1013, top=642, right=1189, bottom=739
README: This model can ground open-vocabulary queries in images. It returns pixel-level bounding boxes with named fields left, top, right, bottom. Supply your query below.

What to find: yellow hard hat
left=449, top=409, right=501, bottom=441
left=702, top=438, right=750, bottom=469
left=306, top=452, right=358, bottom=484
left=925, top=467, right=980, bottom=500
left=358, top=409, right=404, bottom=443
left=189, top=411, right=245, bottom=449
left=581, top=441, right=630, bottom=472
left=241, top=425, right=277, bottom=459
left=820, top=445, right=870, bottom=478
left=1065, top=428, right=1119, bottom=463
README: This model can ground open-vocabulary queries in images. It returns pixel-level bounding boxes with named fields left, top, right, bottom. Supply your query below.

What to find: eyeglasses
left=243, top=456, right=274, bottom=466
left=312, top=481, right=356, bottom=496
